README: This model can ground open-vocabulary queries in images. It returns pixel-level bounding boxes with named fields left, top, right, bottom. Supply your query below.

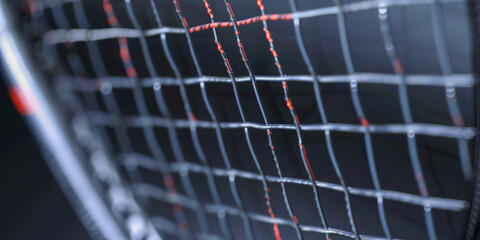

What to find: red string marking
left=180, top=221, right=189, bottom=230
left=452, top=114, right=466, bottom=128
left=222, top=2, right=285, bottom=239
left=265, top=200, right=281, bottom=240
left=414, top=173, right=428, bottom=197
left=119, top=41, right=130, bottom=61
left=103, top=0, right=189, bottom=231
left=360, top=118, right=370, bottom=127
left=302, top=144, right=316, bottom=182
left=103, top=0, right=137, bottom=78
left=9, top=86, right=37, bottom=115
left=120, top=37, right=137, bottom=78
left=173, top=0, right=183, bottom=12
left=295, top=115, right=301, bottom=125
left=203, top=0, right=214, bottom=18
left=165, top=176, right=188, bottom=228
left=190, top=113, right=196, bottom=122
left=225, top=58, right=233, bottom=73
left=215, top=42, right=224, bottom=53
left=201, top=2, right=233, bottom=76
left=253, top=1, right=311, bottom=234
left=271, top=212, right=282, bottom=240
left=102, top=0, right=118, bottom=26
left=213, top=41, right=233, bottom=73
left=24, top=0, right=39, bottom=18
left=239, top=42, right=248, bottom=61
left=198, top=1, right=282, bottom=238
left=227, top=3, right=235, bottom=18
left=393, top=56, right=404, bottom=74
left=286, top=98, right=294, bottom=110
left=257, top=0, right=265, bottom=10
left=174, top=0, right=191, bottom=44
left=188, top=13, right=292, bottom=33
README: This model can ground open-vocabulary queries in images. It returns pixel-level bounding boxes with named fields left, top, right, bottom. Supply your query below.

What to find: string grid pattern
left=24, top=0, right=477, bottom=239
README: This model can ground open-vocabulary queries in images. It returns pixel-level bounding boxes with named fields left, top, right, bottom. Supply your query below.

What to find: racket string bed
left=22, top=0, right=478, bottom=239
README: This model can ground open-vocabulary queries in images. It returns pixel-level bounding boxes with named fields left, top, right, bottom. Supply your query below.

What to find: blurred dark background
left=0, top=80, right=89, bottom=239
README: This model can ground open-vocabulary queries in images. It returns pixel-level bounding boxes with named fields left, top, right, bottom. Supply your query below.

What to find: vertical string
left=171, top=0, right=257, bottom=239
left=378, top=2, right=437, bottom=240
left=255, top=0, right=359, bottom=239
left=431, top=0, right=471, bottom=181
left=332, top=0, right=392, bottom=238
